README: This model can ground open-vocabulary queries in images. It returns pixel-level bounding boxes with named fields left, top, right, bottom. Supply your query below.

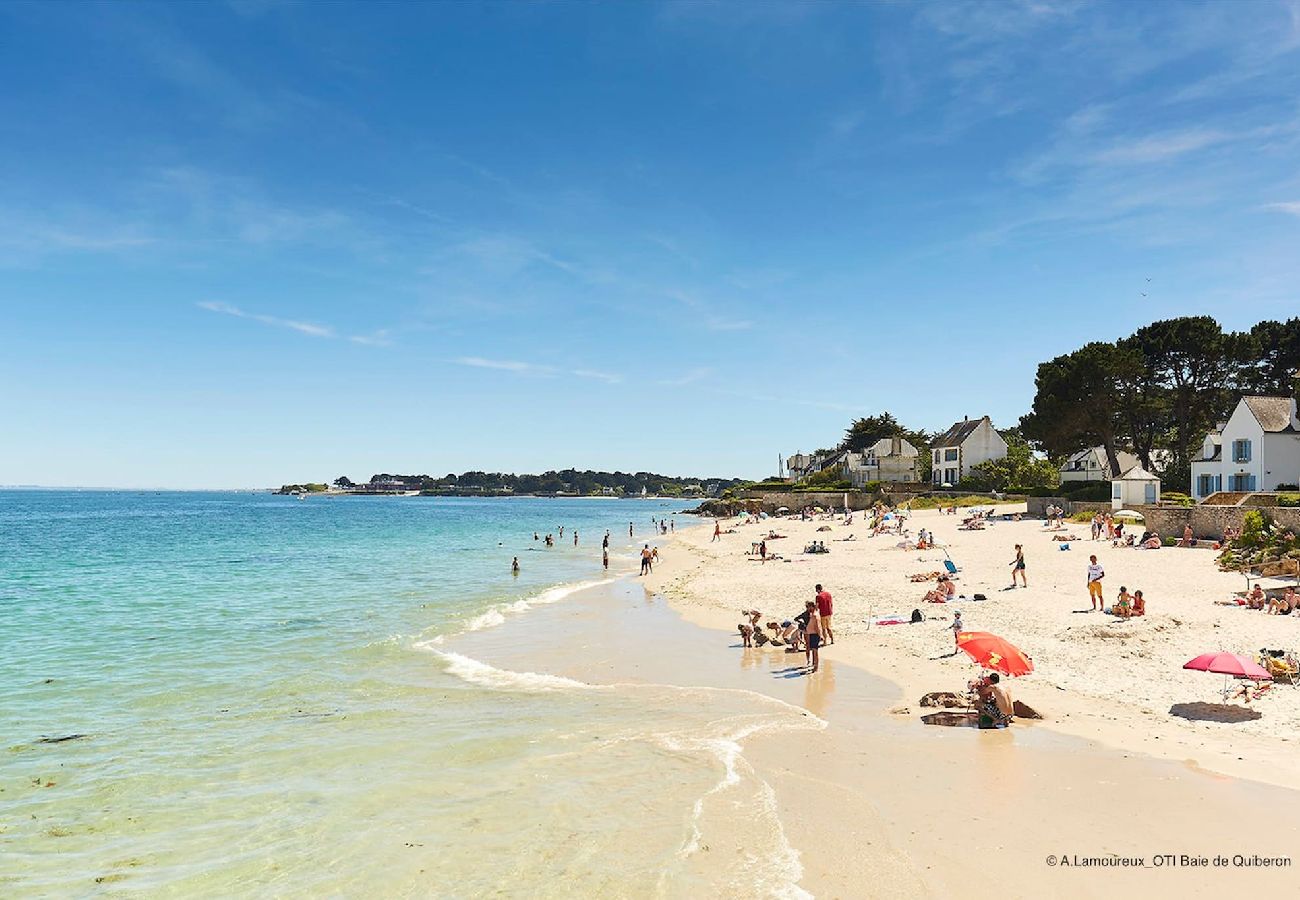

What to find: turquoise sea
left=3, top=491, right=788, bottom=897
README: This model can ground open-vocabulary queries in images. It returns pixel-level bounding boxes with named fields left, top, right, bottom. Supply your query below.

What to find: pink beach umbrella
left=1183, top=652, right=1271, bottom=703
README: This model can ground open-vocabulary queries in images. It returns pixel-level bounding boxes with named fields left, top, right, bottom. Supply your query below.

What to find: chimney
left=963, top=415, right=968, bottom=422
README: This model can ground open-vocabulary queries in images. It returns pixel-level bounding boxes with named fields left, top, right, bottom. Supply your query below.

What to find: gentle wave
left=419, top=576, right=619, bottom=646
left=429, top=648, right=824, bottom=898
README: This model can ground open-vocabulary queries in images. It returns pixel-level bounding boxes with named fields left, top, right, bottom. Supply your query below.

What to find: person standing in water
left=573, top=530, right=579, bottom=546
left=602, top=531, right=610, bottom=551
left=629, top=522, right=634, bottom=538
left=511, top=557, right=520, bottom=575
left=640, top=544, right=653, bottom=575
left=803, top=600, right=823, bottom=673
left=602, top=548, right=609, bottom=570
left=670, top=518, right=675, bottom=533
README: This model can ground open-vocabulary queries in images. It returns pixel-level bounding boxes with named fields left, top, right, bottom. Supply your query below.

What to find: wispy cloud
left=1090, top=128, right=1234, bottom=165
left=349, top=329, right=393, bottom=347
left=659, top=367, right=712, bottom=387
left=454, top=357, right=622, bottom=383
left=1262, top=200, right=1300, bottom=216
left=198, top=300, right=335, bottom=337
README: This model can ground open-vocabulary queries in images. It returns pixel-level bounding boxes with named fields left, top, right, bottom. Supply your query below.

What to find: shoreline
left=438, top=552, right=1299, bottom=898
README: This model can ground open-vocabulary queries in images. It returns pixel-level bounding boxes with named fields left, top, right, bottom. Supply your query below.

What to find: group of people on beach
left=1084, top=553, right=1148, bottom=617
left=1235, top=584, right=1299, bottom=614
left=737, top=584, right=834, bottom=674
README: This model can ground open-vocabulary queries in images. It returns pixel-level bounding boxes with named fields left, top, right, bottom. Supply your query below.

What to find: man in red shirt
left=814, top=583, right=834, bottom=645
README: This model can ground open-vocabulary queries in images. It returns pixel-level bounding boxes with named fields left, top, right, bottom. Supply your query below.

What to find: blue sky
left=4, top=0, right=1300, bottom=488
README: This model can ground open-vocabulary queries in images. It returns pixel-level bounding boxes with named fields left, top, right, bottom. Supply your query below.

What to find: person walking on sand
left=712, top=520, right=721, bottom=542
left=803, top=600, right=823, bottom=673
left=951, top=610, right=964, bottom=647
left=1009, top=544, right=1026, bottom=588
left=814, top=583, right=834, bottom=645
left=1087, top=555, right=1105, bottom=610
left=640, top=544, right=653, bottom=575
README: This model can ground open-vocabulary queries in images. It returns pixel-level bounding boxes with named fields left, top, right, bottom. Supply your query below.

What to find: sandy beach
left=649, top=506, right=1300, bottom=791
left=618, top=507, right=1300, bottom=896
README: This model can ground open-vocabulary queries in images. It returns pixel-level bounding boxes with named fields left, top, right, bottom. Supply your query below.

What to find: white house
left=1190, top=396, right=1300, bottom=499
left=1061, top=447, right=1139, bottom=482
left=1112, top=465, right=1160, bottom=509
left=929, top=416, right=1008, bottom=487
left=843, top=437, right=919, bottom=487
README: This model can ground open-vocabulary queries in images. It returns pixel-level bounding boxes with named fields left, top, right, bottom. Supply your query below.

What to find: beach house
left=929, top=416, right=1008, bottom=487
left=1190, top=396, right=1300, bottom=499
left=843, top=437, right=919, bottom=486
left=1060, top=446, right=1140, bottom=482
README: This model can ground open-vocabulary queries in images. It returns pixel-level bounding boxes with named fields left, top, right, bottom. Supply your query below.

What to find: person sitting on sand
left=976, top=673, right=1014, bottom=728
left=1111, top=587, right=1132, bottom=619
left=1267, top=587, right=1296, bottom=615
left=1140, top=535, right=1161, bottom=549
left=924, top=576, right=956, bottom=603
left=1178, top=524, right=1194, bottom=548
left=1131, top=590, right=1145, bottom=617
left=1246, top=585, right=1267, bottom=609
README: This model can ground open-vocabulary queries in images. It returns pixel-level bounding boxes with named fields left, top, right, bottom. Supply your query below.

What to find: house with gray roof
left=1190, top=395, right=1300, bottom=499
left=929, top=415, right=1008, bottom=487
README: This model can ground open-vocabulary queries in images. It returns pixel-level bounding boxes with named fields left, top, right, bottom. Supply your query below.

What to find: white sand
left=650, top=505, right=1300, bottom=790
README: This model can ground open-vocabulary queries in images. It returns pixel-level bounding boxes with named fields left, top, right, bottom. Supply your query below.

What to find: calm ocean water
left=3, top=491, right=789, bottom=897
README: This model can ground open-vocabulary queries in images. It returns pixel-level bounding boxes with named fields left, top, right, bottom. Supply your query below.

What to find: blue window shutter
left=1215, top=474, right=1221, bottom=492
left=1248, top=475, right=1257, bottom=491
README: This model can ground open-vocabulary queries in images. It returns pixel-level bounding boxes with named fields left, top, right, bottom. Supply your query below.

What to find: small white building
left=843, top=437, right=919, bottom=486
left=1112, top=465, right=1160, bottom=509
left=1061, top=447, right=1139, bottom=482
left=929, top=416, right=1008, bottom=487
left=1190, top=396, right=1300, bottom=499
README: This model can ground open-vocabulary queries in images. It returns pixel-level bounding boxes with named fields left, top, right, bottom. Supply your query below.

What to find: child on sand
left=951, top=610, right=964, bottom=646
left=1009, top=544, right=1026, bottom=588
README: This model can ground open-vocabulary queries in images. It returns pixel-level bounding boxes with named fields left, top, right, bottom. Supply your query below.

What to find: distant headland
left=275, top=470, right=747, bottom=499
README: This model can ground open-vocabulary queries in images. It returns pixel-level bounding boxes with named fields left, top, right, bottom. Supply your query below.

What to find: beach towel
left=872, top=614, right=908, bottom=626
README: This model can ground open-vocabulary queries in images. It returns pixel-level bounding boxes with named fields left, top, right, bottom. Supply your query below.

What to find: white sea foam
left=429, top=576, right=618, bottom=642
left=433, top=650, right=598, bottom=693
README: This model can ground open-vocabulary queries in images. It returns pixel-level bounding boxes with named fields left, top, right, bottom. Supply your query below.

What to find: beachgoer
left=759, top=539, right=767, bottom=562
left=803, top=600, right=823, bottom=672
left=1009, top=544, right=1026, bottom=588
left=1247, top=585, right=1266, bottom=609
left=511, top=556, right=520, bottom=574
left=534, top=532, right=539, bottom=541
left=1112, top=586, right=1132, bottom=619
left=652, top=547, right=660, bottom=563
left=1087, top=555, right=1105, bottom=610
left=815, top=583, right=834, bottom=644
left=603, top=531, right=610, bottom=550
left=1179, top=524, right=1194, bottom=548
left=1131, top=590, right=1145, bottom=617
left=602, top=548, right=609, bottom=570
left=671, top=518, right=675, bottom=532
left=574, top=531, right=579, bottom=546
left=559, top=526, right=564, bottom=539
left=1091, top=515, right=1101, bottom=541
left=977, top=673, right=1014, bottom=728
left=629, top=522, right=634, bottom=538
left=951, top=610, right=964, bottom=646
left=712, top=521, right=721, bottom=542
left=640, top=544, right=653, bottom=575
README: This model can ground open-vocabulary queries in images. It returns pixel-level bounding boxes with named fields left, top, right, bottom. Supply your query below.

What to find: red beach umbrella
left=1182, top=652, right=1271, bottom=680
left=956, top=631, right=1034, bottom=677
left=1183, top=652, right=1271, bottom=703
left=1180, top=650, right=1268, bottom=707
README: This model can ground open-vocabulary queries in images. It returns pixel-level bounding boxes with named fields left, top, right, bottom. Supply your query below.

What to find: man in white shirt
left=1087, top=555, right=1105, bottom=611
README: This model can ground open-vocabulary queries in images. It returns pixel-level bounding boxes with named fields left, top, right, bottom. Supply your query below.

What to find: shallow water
left=0, top=491, right=703, bottom=896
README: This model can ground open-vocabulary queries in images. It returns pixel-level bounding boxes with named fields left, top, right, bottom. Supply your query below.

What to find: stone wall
left=1138, top=505, right=1300, bottom=540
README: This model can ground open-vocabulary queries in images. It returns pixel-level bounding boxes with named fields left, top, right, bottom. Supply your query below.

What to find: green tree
left=1020, top=341, right=1130, bottom=477
left=966, top=437, right=1059, bottom=491
left=1125, top=317, right=1244, bottom=489
left=1242, top=318, right=1300, bottom=396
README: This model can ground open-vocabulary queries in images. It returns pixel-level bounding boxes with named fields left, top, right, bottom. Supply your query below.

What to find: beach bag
left=973, top=593, right=987, bottom=602
left=910, top=608, right=923, bottom=624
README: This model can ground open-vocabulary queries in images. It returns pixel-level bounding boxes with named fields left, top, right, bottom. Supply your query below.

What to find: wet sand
left=442, top=576, right=1300, bottom=898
